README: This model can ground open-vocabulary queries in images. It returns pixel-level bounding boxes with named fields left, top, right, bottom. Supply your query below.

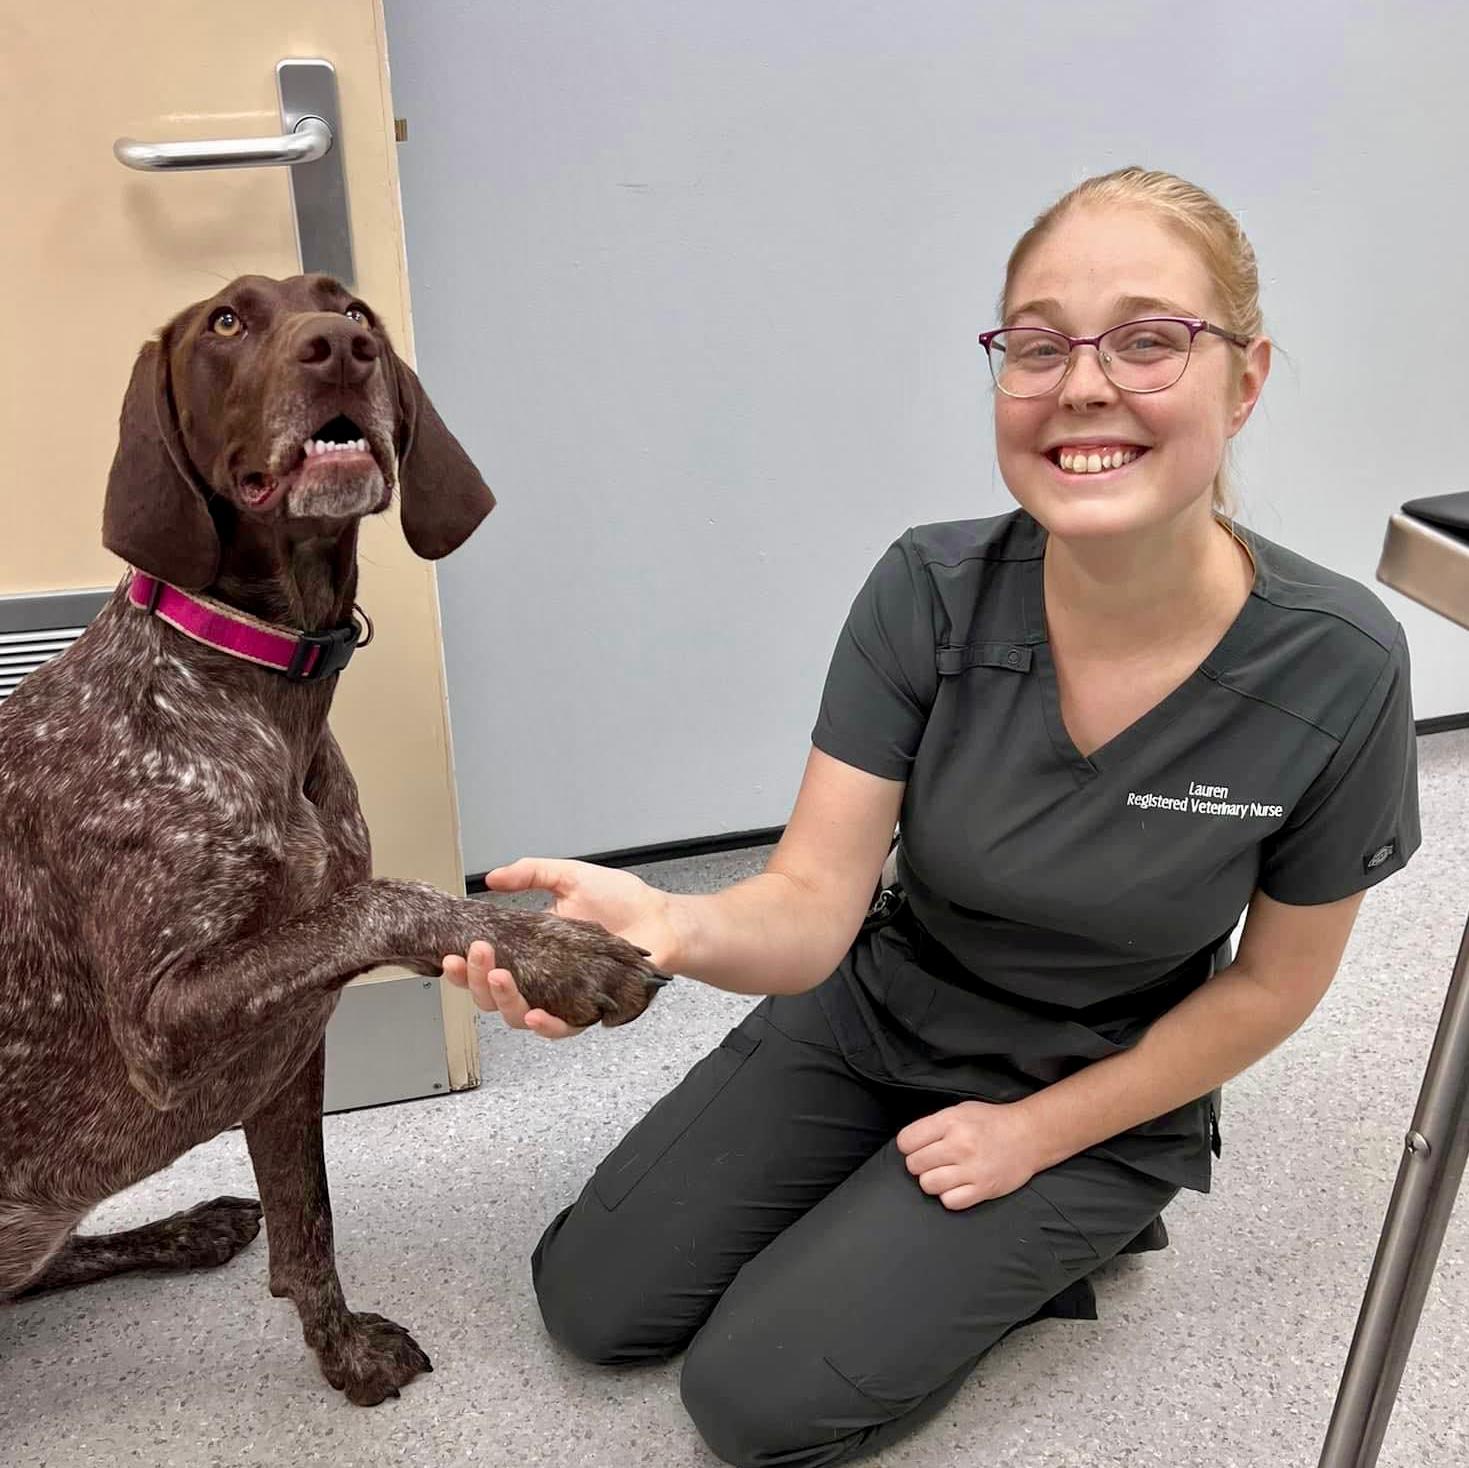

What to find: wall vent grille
left=0, top=590, right=113, bottom=704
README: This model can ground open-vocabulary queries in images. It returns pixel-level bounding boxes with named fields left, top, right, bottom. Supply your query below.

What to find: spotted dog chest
left=278, top=791, right=367, bottom=916
left=139, top=764, right=370, bottom=961
left=249, top=728, right=373, bottom=919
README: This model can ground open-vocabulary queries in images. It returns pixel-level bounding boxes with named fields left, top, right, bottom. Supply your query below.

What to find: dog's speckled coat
left=0, top=275, right=661, bottom=1405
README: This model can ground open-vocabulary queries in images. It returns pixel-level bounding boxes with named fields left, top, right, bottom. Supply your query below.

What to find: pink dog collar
left=128, top=573, right=367, bottom=681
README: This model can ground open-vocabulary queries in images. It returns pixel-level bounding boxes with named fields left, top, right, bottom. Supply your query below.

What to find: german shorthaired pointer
left=0, top=274, right=663, bottom=1404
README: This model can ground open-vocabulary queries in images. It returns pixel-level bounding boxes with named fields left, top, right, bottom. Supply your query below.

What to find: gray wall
left=383, top=0, right=1468, bottom=875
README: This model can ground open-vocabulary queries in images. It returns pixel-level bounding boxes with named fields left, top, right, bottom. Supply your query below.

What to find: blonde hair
left=1000, top=167, right=1263, bottom=518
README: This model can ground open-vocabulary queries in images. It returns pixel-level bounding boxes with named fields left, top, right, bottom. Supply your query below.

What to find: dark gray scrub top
left=811, top=509, right=1422, bottom=1192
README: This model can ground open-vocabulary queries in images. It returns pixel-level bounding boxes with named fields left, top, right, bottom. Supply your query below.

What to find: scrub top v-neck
left=1028, top=536, right=1260, bottom=787
left=810, top=508, right=1421, bottom=1191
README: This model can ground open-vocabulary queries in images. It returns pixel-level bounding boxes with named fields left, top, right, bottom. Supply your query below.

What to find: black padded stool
left=1319, top=492, right=1469, bottom=1466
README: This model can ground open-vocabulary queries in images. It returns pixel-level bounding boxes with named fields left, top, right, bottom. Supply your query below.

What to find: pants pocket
left=592, top=1020, right=763, bottom=1210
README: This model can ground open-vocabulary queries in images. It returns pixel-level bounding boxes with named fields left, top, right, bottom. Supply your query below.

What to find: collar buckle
left=286, top=622, right=362, bottom=682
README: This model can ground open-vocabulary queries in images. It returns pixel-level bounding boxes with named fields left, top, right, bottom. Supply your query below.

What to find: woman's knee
left=530, top=1197, right=691, bottom=1366
left=678, top=1339, right=792, bottom=1468
left=680, top=1323, right=874, bottom=1468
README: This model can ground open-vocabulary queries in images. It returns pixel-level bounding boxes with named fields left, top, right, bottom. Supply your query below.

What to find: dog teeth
left=303, top=438, right=368, bottom=457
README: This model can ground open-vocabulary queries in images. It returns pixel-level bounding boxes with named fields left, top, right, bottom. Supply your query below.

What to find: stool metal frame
left=1319, top=493, right=1469, bottom=1466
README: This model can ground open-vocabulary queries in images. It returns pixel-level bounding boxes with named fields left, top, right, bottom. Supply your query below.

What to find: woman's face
left=994, top=204, right=1268, bottom=543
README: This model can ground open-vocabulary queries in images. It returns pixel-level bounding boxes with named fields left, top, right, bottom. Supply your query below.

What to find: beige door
left=1, top=0, right=480, bottom=1105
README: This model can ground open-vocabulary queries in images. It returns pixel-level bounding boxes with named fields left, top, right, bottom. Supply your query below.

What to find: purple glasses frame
left=976, top=316, right=1253, bottom=397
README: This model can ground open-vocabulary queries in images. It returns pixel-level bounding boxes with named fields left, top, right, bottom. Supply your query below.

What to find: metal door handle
left=113, top=114, right=332, bottom=172
left=111, top=59, right=355, bottom=286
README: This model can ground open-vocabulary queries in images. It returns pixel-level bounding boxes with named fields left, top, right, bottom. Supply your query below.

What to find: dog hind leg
left=13, top=1197, right=263, bottom=1297
left=243, top=1041, right=431, bottom=1405
left=0, top=1201, right=83, bottom=1299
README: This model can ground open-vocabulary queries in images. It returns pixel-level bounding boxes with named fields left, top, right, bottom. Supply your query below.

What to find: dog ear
left=390, top=352, right=496, bottom=559
left=101, top=339, right=220, bottom=590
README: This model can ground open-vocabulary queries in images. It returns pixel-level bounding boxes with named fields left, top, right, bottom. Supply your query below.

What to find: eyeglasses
left=977, top=317, right=1252, bottom=398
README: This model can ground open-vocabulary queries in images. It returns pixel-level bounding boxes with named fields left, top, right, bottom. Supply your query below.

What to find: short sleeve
left=810, top=534, right=940, bottom=780
left=1258, top=623, right=1422, bottom=905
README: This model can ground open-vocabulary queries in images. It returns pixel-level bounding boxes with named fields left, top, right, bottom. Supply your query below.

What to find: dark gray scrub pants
left=531, top=983, right=1176, bottom=1468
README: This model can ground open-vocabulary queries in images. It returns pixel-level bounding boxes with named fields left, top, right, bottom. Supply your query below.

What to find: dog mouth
left=297, top=412, right=374, bottom=463
left=241, top=414, right=391, bottom=515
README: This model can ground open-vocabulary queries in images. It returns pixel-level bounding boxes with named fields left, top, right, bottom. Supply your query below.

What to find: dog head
left=102, top=273, right=495, bottom=588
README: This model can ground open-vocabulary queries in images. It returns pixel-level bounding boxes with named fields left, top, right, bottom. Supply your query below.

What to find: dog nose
left=295, top=318, right=380, bottom=388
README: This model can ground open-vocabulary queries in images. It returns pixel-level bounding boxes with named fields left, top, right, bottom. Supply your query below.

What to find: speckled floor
left=2, top=730, right=1466, bottom=1467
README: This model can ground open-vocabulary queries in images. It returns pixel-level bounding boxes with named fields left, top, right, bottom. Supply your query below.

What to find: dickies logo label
left=1365, top=841, right=1397, bottom=872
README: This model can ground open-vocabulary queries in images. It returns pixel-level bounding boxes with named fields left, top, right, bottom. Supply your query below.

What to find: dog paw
left=585, top=962, right=668, bottom=1029
left=153, top=1196, right=264, bottom=1270
left=512, top=916, right=669, bottom=1028
left=316, top=1311, right=433, bottom=1406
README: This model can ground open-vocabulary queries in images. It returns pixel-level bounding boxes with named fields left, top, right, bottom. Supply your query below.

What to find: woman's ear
left=390, top=351, right=496, bottom=560
left=1227, top=336, right=1272, bottom=438
left=101, top=338, right=220, bottom=589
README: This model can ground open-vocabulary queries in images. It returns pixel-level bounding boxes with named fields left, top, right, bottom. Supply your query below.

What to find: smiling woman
left=996, top=171, right=1267, bottom=527
left=443, top=167, right=1422, bottom=1468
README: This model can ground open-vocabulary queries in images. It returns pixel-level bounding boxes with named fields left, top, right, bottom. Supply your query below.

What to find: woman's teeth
left=1056, top=446, right=1144, bottom=474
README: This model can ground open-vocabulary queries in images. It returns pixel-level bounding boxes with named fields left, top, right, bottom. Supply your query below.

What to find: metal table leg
left=1318, top=908, right=1469, bottom=1465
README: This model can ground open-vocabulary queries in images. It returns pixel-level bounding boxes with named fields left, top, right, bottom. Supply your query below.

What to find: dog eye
left=209, top=308, right=244, bottom=338
left=344, top=304, right=373, bottom=327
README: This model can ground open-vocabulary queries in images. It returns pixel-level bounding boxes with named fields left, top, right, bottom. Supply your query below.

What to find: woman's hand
left=895, top=1099, right=1044, bottom=1210
left=441, top=858, right=678, bottom=1040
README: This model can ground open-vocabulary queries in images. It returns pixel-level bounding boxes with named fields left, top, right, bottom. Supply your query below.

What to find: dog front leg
left=103, top=880, right=662, bottom=1110
left=242, top=1040, right=430, bottom=1405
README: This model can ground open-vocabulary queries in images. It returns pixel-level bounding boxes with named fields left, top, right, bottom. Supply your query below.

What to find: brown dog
left=0, top=274, right=662, bottom=1404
